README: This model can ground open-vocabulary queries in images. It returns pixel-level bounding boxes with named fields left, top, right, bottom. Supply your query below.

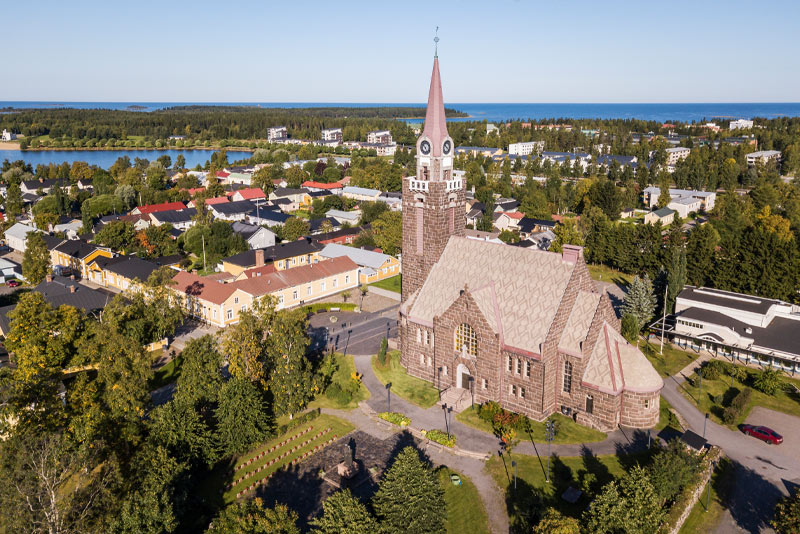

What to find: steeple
left=421, top=57, right=449, bottom=157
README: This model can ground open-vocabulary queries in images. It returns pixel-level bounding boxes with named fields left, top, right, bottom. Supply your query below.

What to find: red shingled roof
left=301, top=181, right=344, bottom=190
left=205, top=196, right=230, bottom=205
left=134, top=201, right=186, bottom=215
left=172, top=271, right=237, bottom=305
left=233, top=188, right=267, bottom=200
left=216, top=171, right=231, bottom=178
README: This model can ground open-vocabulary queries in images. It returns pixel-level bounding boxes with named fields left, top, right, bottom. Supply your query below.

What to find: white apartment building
left=665, top=147, right=691, bottom=166
left=642, top=187, right=716, bottom=213
left=268, top=126, right=288, bottom=142
left=1, top=129, right=17, bottom=141
left=508, top=141, right=545, bottom=156
left=746, top=150, right=781, bottom=167
left=367, top=130, right=392, bottom=144
left=321, top=128, right=343, bottom=142
left=729, top=119, right=754, bottom=130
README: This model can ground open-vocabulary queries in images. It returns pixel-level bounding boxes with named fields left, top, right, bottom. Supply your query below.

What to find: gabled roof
left=33, top=275, right=111, bottom=312
left=223, top=237, right=323, bottom=267
left=652, top=207, right=676, bottom=218
left=272, top=187, right=308, bottom=197
left=233, top=187, right=267, bottom=200
left=4, top=222, right=38, bottom=241
left=54, top=239, right=104, bottom=260
left=231, top=221, right=272, bottom=240
left=302, top=180, right=344, bottom=190
left=210, top=200, right=255, bottom=216
left=248, top=209, right=291, bottom=224
left=93, top=255, right=160, bottom=281
left=204, top=196, right=231, bottom=205
left=342, top=186, right=381, bottom=197
left=172, top=271, right=238, bottom=305
left=150, top=208, right=197, bottom=224
left=320, top=243, right=393, bottom=270
left=134, top=201, right=186, bottom=215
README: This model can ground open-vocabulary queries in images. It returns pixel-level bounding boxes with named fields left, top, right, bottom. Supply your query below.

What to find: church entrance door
left=460, top=373, right=470, bottom=389
left=456, top=363, right=471, bottom=389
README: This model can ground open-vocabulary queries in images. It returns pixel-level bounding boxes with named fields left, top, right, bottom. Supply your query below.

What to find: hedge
left=303, top=302, right=357, bottom=314
left=423, top=429, right=456, bottom=448
left=379, top=412, right=411, bottom=426
left=277, top=408, right=321, bottom=436
left=722, top=388, right=752, bottom=424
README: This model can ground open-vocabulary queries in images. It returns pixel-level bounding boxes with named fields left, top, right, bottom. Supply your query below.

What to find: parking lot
left=744, top=406, right=800, bottom=463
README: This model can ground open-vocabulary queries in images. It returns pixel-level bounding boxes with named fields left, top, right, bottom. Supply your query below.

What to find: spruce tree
left=622, top=274, right=656, bottom=330
left=310, top=489, right=379, bottom=534
left=666, top=248, right=687, bottom=314
left=372, top=447, right=445, bottom=534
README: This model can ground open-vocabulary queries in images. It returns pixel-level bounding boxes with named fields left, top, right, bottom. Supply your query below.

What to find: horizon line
left=3, top=100, right=800, bottom=105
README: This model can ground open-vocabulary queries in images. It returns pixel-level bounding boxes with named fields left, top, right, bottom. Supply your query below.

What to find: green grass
left=292, top=209, right=311, bottom=219
left=455, top=406, right=607, bottom=445
left=679, top=361, right=800, bottom=427
left=642, top=340, right=699, bottom=378
left=371, top=350, right=440, bottom=408
left=586, top=263, right=633, bottom=288
left=149, top=353, right=183, bottom=390
left=370, top=274, right=401, bottom=293
left=486, top=450, right=646, bottom=522
left=308, top=353, right=370, bottom=411
left=655, top=395, right=682, bottom=432
left=679, top=457, right=736, bottom=534
left=437, top=467, right=490, bottom=534
left=224, top=413, right=354, bottom=502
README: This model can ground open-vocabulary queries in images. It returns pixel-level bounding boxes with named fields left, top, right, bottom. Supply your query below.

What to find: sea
left=0, top=149, right=253, bottom=169
left=2, top=101, right=800, bottom=123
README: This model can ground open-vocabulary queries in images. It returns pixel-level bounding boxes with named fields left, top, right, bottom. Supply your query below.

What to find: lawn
left=642, top=340, right=699, bottom=378
left=455, top=406, right=607, bottom=445
left=371, top=350, right=440, bottom=408
left=679, top=457, right=735, bottom=533
left=370, top=274, right=401, bottom=293
left=586, top=263, right=633, bottom=288
left=308, top=353, right=370, bottom=411
left=149, top=352, right=183, bottom=390
left=224, top=413, right=354, bottom=502
left=486, top=450, right=647, bottom=523
left=679, top=360, right=800, bottom=426
left=437, top=467, right=490, bottom=534
left=655, top=395, right=682, bottom=432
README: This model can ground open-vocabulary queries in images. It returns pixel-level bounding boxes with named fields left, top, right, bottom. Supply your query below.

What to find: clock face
left=442, top=140, right=452, bottom=154
left=420, top=140, right=431, bottom=155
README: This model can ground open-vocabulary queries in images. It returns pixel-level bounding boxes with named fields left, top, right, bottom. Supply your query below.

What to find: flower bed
left=422, top=429, right=456, bottom=448
left=379, top=412, right=411, bottom=426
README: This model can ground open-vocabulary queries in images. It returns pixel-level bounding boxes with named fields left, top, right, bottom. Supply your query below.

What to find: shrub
left=325, top=383, right=352, bottom=406
left=379, top=412, right=410, bottom=426
left=723, top=388, right=752, bottom=424
left=753, top=368, right=783, bottom=396
left=477, top=401, right=504, bottom=423
left=730, top=364, right=748, bottom=383
left=423, top=429, right=456, bottom=448
left=377, top=337, right=388, bottom=366
left=701, top=359, right=726, bottom=380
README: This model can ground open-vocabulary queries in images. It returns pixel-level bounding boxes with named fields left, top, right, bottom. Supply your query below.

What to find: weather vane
left=434, top=26, right=439, bottom=57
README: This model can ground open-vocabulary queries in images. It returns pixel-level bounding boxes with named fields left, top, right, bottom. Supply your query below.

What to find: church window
left=482, top=378, right=488, bottom=389
left=455, top=324, right=477, bottom=358
left=424, top=330, right=429, bottom=345
left=427, top=355, right=432, bottom=367
left=525, top=361, right=531, bottom=378
left=507, top=356, right=513, bottom=372
left=448, top=206, right=454, bottom=233
left=586, top=395, right=594, bottom=414
left=420, top=354, right=424, bottom=365
left=516, top=359, right=521, bottom=374
left=416, top=207, right=424, bottom=254
left=520, top=387, right=526, bottom=399
left=510, top=384, right=516, bottom=396
left=644, top=399, right=649, bottom=409
left=417, top=328, right=421, bottom=343
left=563, top=361, right=573, bottom=393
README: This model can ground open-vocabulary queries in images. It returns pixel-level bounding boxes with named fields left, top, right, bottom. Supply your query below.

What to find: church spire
left=421, top=53, right=448, bottom=157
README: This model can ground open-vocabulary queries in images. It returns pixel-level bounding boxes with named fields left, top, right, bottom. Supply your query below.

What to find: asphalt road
left=308, top=306, right=399, bottom=356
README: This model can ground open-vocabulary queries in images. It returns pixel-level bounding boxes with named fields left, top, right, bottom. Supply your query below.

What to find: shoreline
left=0, top=142, right=21, bottom=150
left=8, top=145, right=254, bottom=153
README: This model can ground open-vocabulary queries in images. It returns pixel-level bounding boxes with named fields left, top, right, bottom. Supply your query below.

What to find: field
left=455, top=406, right=607, bottom=445
left=438, top=467, right=490, bottom=534
left=371, top=350, right=440, bottom=408
left=370, top=274, right=401, bottom=293
left=585, top=263, right=633, bottom=288
left=642, top=340, right=699, bottom=377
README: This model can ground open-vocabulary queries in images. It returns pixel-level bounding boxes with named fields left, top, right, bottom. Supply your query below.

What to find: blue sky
left=2, top=0, right=799, bottom=103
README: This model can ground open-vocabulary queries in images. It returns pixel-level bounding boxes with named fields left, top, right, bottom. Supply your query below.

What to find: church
left=399, top=53, right=663, bottom=432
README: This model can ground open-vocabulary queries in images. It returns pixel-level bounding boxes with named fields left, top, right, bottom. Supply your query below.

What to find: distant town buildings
left=746, top=150, right=781, bottom=167
left=268, top=126, right=288, bottom=142
left=644, top=207, right=676, bottom=225
left=367, top=130, right=392, bottom=144
left=665, top=147, right=691, bottom=167
left=729, top=119, right=754, bottom=130
left=1, top=129, right=17, bottom=141
left=642, top=187, right=716, bottom=213
left=508, top=141, right=545, bottom=156
left=321, top=128, right=343, bottom=142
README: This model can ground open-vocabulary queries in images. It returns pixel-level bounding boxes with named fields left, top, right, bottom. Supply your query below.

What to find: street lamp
left=442, top=403, right=450, bottom=439
left=698, top=368, right=703, bottom=404
left=703, top=412, right=709, bottom=439
left=545, top=420, right=556, bottom=483
left=386, top=383, right=392, bottom=413
left=438, top=366, right=442, bottom=392
left=512, top=460, right=517, bottom=490
left=705, top=460, right=717, bottom=512
left=468, top=376, right=475, bottom=408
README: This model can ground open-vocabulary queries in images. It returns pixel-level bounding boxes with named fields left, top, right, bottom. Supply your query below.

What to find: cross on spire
left=434, top=26, right=439, bottom=58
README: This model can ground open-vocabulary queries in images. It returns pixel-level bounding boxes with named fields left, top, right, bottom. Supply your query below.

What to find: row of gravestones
left=232, top=428, right=333, bottom=488
left=236, top=425, right=315, bottom=471
left=235, top=434, right=339, bottom=499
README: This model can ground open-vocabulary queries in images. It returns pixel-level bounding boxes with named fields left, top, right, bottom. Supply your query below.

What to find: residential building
left=231, top=188, right=267, bottom=202
left=539, top=151, right=591, bottom=170
left=87, top=255, right=161, bottom=289
left=729, top=119, right=754, bottom=130
left=399, top=54, right=662, bottom=432
left=455, top=146, right=503, bottom=158
left=51, top=240, right=113, bottom=278
left=517, top=218, right=556, bottom=238
left=269, top=187, right=312, bottom=210
left=247, top=208, right=291, bottom=228
left=321, top=128, right=343, bottom=142
left=20, top=178, right=67, bottom=195
left=746, top=150, right=781, bottom=167
left=494, top=211, right=525, bottom=231
left=0, top=257, right=22, bottom=282
left=319, top=243, right=400, bottom=284
left=642, top=187, right=716, bottom=212
left=665, top=147, right=691, bottom=166
left=149, top=208, right=198, bottom=230
left=324, top=209, right=360, bottom=226
left=221, top=237, right=324, bottom=276
left=360, top=142, right=397, bottom=156
left=268, top=126, right=288, bottom=142
left=667, top=196, right=702, bottom=219
left=596, top=154, right=638, bottom=169
left=231, top=221, right=276, bottom=250
left=342, top=186, right=381, bottom=202
left=659, top=286, right=800, bottom=372
left=311, top=226, right=364, bottom=245
left=508, top=141, right=544, bottom=156
left=1, top=129, right=17, bottom=141
left=131, top=201, right=186, bottom=216
left=644, top=207, right=676, bottom=225
left=367, top=130, right=392, bottom=144
left=209, top=200, right=255, bottom=221
left=4, top=222, right=39, bottom=253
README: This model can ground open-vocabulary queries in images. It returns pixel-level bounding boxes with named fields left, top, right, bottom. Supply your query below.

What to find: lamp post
left=705, top=460, right=717, bottom=512
left=698, top=368, right=703, bottom=404
left=512, top=460, right=517, bottom=490
left=703, top=412, right=709, bottom=439
left=386, top=383, right=392, bottom=413
left=442, top=403, right=450, bottom=439
left=438, top=367, right=442, bottom=392
left=469, top=376, right=475, bottom=408
left=545, top=420, right=555, bottom=483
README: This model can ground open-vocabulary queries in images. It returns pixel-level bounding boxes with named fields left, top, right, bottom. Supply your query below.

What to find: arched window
left=585, top=394, right=594, bottom=414
left=563, top=361, right=573, bottom=393
left=455, top=323, right=477, bottom=358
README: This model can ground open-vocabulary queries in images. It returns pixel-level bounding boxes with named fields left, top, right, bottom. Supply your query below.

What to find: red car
left=742, top=424, right=783, bottom=445
left=6, top=280, right=19, bottom=287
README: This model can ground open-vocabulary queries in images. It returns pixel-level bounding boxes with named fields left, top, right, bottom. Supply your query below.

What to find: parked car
left=6, top=280, right=20, bottom=287
left=741, top=424, right=783, bottom=444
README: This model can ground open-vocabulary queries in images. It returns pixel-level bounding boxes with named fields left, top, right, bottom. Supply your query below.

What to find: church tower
left=401, top=53, right=466, bottom=303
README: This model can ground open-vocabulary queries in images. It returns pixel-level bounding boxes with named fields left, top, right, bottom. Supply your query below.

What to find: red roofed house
left=231, top=188, right=267, bottom=202
left=216, top=171, right=231, bottom=179
left=494, top=211, right=525, bottom=231
left=301, top=181, right=344, bottom=195
left=171, top=256, right=359, bottom=327
left=131, top=201, right=186, bottom=215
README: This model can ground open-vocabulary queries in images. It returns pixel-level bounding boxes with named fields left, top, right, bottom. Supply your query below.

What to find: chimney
left=255, top=249, right=265, bottom=267
left=46, top=274, right=53, bottom=283
left=562, top=245, right=584, bottom=264
left=69, top=285, right=76, bottom=293
left=70, top=274, right=75, bottom=280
